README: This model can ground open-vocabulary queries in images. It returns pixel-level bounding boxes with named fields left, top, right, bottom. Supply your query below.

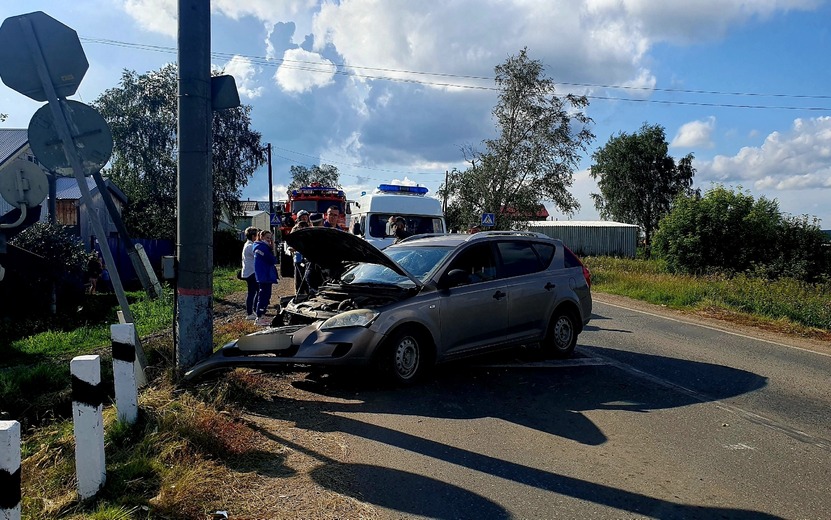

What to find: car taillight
left=582, top=265, right=592, bottom=288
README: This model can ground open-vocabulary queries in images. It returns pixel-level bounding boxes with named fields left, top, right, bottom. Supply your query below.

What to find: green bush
left=652, top=186, right=831, bottom=282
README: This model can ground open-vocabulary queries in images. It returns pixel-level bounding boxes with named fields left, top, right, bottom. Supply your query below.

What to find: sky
left=1, top=0, right=830, bottom=228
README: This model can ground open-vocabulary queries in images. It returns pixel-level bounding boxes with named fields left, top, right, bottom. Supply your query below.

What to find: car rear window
left=496, top=240, right=545, bottom=278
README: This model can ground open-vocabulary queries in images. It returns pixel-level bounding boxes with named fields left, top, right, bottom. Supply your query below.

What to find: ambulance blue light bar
left=378, top=184, right=429, bottom=195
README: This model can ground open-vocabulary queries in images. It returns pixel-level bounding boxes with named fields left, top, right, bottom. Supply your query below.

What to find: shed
left=528, top=220, right=639, bottom=258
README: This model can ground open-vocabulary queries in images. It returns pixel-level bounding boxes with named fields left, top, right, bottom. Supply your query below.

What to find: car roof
left=391, top=230, right=562, bottom=248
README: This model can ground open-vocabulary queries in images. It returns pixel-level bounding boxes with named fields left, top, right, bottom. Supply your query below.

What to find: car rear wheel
left=381, top=328, right=431, bottom=385
left=543, top=311, right=577, bottom=359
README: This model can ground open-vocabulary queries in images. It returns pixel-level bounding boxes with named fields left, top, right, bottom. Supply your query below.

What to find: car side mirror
left=441, top=268, right=469, bottom=289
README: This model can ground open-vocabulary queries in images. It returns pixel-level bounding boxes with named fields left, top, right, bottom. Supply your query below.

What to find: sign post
left=0, top=11, right=147, bottom=383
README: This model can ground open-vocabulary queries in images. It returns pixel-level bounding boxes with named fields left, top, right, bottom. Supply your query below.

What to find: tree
left=287, top=164, right=340, bottom=192
left=590, top=123, right=695, bottom=247
left=439, top=48, right=594, bottom=230
left=93, top=64, right=266, bottom=240
left=652, top=185, right=830, bottom=281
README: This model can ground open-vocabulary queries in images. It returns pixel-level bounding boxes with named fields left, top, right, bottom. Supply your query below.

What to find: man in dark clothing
left=393, top=217, right=412, bottom=243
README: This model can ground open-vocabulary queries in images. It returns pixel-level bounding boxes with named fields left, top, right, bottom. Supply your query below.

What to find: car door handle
left=544, top=282, right=555, bottom=291
left=493, top=290, right=506, bottom=300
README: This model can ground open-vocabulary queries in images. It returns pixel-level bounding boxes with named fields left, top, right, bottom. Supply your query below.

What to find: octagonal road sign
left=28, top=100, right=113, bottom=176
left=0, top=11, right=88, bottom=102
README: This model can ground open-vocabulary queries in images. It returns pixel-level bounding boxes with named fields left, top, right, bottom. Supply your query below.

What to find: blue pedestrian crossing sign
left=481, top=213, right=495, bottom=226
left=270, top=212, right=281, bottom=227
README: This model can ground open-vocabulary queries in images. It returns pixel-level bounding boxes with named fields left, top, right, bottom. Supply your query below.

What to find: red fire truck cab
left=278, top=183, right=347, bottom=276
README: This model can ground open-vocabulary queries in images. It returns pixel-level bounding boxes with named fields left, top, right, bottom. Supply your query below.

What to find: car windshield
left=366, top=214, right=445, bottom=238
left=340, top=245, right=453, bottom=287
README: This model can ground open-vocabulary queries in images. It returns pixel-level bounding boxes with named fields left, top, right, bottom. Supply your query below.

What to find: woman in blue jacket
left=253, top=230, right=279, bottom=325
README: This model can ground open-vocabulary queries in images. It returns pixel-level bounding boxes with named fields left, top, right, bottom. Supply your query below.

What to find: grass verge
left=585, top=256, right=831, bottom=336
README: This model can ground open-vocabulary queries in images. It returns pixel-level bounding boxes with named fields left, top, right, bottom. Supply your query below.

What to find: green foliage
left=590, top=123, right=695, bottom=245
left=440, top=48, right=594, bottom=230
left=587, top=256, right=831, bottom=330
left=652, top=185, right=831, bottom=281
left=287, top=164, right=341, bottom=192
left=10, top=221, right=87, bottom=275
left=93, top=64, right=267, bottom=240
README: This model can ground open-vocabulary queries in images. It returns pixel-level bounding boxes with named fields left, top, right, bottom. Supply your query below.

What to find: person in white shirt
left=241, top=226, right=259, bottom=320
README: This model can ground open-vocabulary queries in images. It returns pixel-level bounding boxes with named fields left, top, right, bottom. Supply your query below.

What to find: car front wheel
left=544, top=311, right=578, bottom=358
left=381, top=328, right=430, bottom=385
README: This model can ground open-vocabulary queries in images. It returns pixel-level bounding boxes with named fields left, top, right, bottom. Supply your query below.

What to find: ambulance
left=349, top=184, right=446, bottom=249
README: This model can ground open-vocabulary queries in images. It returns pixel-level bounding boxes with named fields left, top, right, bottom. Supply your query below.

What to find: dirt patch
left=186, top=277, right=381, bottom=519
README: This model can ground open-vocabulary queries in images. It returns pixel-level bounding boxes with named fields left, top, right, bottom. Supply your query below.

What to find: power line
left=270, top=145, right=446, bottom=177
left=80, top=36, right=831, bottom=111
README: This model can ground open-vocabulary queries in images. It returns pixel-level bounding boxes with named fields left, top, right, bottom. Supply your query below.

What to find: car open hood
left=285, top=227, right=423, bottom=287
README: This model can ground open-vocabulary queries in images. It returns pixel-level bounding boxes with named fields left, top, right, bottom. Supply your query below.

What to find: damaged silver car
left=184, top=228, right=592, bottom=384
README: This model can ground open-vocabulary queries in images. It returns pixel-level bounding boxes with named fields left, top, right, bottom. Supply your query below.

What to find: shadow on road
left=242, top=348, right=773, bottom=519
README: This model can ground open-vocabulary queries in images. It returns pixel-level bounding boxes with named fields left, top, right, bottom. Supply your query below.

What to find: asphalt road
left=293, top=295, right=831, bottom=519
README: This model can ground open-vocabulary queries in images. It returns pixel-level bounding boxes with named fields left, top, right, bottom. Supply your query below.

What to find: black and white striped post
left=0, top=420, right=21, bottom=520
left=71, top=355, right=106, bottom=499
left=111, top=323, right=138, bottom=424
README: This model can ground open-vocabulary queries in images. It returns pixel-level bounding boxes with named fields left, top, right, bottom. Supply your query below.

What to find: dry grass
left=19, top=279, right=380, bottom=519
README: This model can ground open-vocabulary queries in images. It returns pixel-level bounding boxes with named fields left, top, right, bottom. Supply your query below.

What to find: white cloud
left=219, top=56, right=264, bottom=99
left=696, top=116, right=831, bottom=190
left=123, top=0, right=177, bottom=38
left=672, top=117, right=716, bottom=148
left=274, top=48, right=336, bottom=93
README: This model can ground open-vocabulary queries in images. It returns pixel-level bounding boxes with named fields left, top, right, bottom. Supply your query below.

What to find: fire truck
left=277, top=183, right=347, bottom=276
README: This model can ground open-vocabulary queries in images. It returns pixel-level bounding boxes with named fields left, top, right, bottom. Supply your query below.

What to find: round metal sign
left=0, top=158, right=48, bottom=208
left=28, top=100, right=113, bottom=176
left=0, top=11, right=88, bottom=102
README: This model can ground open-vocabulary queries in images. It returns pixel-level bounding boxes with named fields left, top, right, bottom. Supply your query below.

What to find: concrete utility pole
left=267, top=143, right=273, bottom=215
left=175, top=0, right=213, bottom=371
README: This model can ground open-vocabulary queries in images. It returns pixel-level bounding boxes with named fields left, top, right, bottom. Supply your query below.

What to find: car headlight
left=320, top=309, right=379, bottom=330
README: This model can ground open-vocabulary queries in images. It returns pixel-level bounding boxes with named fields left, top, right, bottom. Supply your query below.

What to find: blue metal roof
left=0, top=128, right=29, bottom=169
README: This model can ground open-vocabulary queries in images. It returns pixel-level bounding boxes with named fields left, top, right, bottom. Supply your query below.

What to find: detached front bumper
left=183, top=322, right=385, bottom=381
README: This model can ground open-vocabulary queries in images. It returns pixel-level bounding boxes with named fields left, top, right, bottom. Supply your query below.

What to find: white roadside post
left=70, top=355, right=106, bottom=499
left=111, top=323, right=138, bottom=424
left=0, top=420, right=21, bottom=520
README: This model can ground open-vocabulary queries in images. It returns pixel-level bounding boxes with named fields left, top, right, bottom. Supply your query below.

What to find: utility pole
left=175, top=0, right=212, bottom=372
left=443, top=170, right=448, bottom=213
left=267, top=142, right=273, bottom=215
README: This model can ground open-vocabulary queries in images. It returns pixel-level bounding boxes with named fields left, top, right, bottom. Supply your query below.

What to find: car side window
left=531, top=242, right=555, bottom=268
left=496, top=240, right=545, bottom=278
left=444, top=243, right=497, bottom=285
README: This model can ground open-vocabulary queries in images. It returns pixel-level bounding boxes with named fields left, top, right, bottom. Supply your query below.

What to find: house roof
left=239, top=200, right=273, bottom=212
left=54, top=176, right=128, bottom=203
left=0, top=128, right=29, bottom=169
left=500, top=204, right=550, bottom=219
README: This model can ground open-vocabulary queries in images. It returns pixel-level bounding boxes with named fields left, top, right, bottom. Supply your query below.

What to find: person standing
left=85, top=252, right=102, bottom=294
left=323, top=205, right=345, bottom=230
left=253, top=230, right=279, bottom=326
left=241, top=226, right=259, bottom=320
left=290, top=220, right=312, bottom=294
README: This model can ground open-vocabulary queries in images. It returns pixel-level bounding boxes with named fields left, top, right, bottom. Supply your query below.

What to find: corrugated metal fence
left=529, top=221, right=639, bottom=258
